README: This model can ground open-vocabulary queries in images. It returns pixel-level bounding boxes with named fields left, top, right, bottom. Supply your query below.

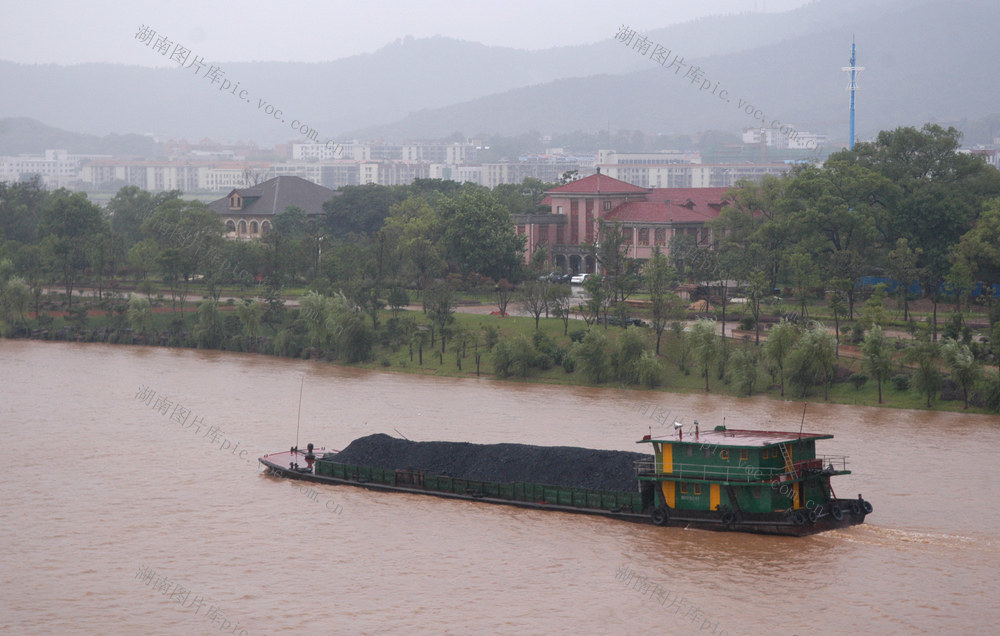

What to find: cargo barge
left=259, top=425, right=872, bottom=536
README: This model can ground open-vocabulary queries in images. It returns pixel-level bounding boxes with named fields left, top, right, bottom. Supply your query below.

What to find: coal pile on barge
left=329, top=433, right=651, bottom=492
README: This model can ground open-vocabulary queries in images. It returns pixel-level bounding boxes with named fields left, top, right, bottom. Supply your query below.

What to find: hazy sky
left=1, top=0, right=812, bottom=66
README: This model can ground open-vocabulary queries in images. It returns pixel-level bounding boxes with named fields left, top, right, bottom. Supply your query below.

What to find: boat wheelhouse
left=636, top=424, right=871, bottom=535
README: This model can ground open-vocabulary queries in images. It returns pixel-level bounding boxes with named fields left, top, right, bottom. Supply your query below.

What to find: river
left=1, top=340, right=998, bottom=635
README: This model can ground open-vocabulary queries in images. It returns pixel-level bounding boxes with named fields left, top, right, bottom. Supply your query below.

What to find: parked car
left=570, top=273, right=591, bottom=284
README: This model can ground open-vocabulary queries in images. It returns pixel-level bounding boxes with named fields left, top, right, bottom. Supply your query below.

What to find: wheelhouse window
left=720, top=450, right=730, bottom=460
left=740, top=449, right=749, bottom=461
left=693, top=484, right=702, bottom=495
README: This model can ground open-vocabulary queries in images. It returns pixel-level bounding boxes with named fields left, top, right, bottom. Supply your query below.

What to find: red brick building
left=515, top=171, right=730, bottom=274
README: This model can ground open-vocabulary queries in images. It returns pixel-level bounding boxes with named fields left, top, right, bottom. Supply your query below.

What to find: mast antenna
left=295, top=374, right=305, bottom=450
left=798, top=403, right=807, bottom=440
left=841, top=36, right=864, bottom=149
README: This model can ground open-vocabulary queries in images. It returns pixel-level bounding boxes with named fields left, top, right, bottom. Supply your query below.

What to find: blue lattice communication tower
left=841, top=37, right=864, bottom=150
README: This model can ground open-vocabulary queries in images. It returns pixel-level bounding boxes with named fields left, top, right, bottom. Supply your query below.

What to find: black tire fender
left=850, top=501, right=862, bottom=516
left=830, top=504, right=843, bottom=521
left=792, top=511, right=806, bottom=525
left=721, top=511, right=736, bottom=526
left=863, top=500, right=873, bottom=514
left=808, top=508, right=820, bottom=523
left=651, top=507, right=669, bottom=526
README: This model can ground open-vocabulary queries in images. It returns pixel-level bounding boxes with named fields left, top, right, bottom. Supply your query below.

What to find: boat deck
left=260, top=447, right=336, bottom=471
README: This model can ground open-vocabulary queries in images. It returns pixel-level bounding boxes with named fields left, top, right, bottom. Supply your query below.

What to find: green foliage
left=194, top=300, right=224, bottom=349
left=727, top=346, right=764, bottom=396
left=611, top=329, right=647, bottom=385
left=636, top=352, right=665, bottom=388
left=568, top=329, right=586, bottom=343
left=688, top=319, right=718, bottom=391
left=764, top=319, right=799, bottom=397
left=891, top=374, right=911, bottom=392
left=850, top=373, right=868, bottom=391
left=572, top=329, right=609, bottom=384
left=942, top=338, right=981, bottom=409
left=906, top=334, right=942, bottom=407
left=491, top=334, right=534, bottom=378
left=126, top=294, right=152, bottom=334
left=787, top=323, right=836, bottom=398
left=861, top=326, right=895, bottom=404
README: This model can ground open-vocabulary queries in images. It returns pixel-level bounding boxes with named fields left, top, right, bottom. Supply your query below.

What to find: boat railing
left=635, top=455, right=850, bottom=481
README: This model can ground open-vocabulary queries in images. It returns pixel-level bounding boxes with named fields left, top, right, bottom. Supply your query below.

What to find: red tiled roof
left=546, top=172, right=651, bottom=195
left=605, top=187, right=730, bottom=224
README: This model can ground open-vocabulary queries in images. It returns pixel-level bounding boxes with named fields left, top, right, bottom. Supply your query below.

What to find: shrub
left=850, top=373, right=868, bottom=390
left=738, top=316, right=756, bottom=331
left=569, top=329, right=586, bottom=343
left=891, top=374, right=911, bottom=391
left=562, top=356, right=575, bottom=373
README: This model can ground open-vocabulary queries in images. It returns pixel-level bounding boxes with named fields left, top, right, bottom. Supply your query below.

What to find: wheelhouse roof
left=639, top=428, right=833, bottom=448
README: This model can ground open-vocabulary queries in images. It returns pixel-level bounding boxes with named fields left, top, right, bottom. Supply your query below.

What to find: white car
left=570, top=273, right=591, bottom=284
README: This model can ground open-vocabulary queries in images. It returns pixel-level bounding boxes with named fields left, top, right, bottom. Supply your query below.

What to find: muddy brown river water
left=1, top=340, right=998, bottom=634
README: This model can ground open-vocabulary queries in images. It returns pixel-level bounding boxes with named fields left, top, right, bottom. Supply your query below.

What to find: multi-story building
left=597, top=150, right=791, bottom=189
left=1, top=149, right=105, bottom=188
left=515, top=170, right=729, bottom=275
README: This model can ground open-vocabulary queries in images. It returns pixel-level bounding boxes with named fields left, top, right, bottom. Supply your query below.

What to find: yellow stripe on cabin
left=661, top=482, right=675, bottom=508
left=793, top=482, right=803, bottom=509
left=710, top=484, right=720, bottom=511
left=661, top=444, right=672, bottom=474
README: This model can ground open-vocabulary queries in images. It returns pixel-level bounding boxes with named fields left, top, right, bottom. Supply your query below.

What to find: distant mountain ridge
left=0, top=0, right=993, bottom=149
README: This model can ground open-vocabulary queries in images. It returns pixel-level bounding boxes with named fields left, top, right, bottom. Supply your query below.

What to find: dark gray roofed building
left=208, top=175, right=336, bottom=239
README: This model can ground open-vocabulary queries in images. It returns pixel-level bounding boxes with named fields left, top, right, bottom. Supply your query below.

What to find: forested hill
left=3, top=0, right=996, bottom=146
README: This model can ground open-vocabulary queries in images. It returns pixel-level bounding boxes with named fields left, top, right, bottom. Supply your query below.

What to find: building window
left=679, top=483, right=688, bottom=494
left=229, top=194, right=242, bottom=210
left=603, top=200, right=612, bottom=211
left=654, top=228, right=667, bottom=246
left=693, top=484, right=702, bottom=495
left=250, top=221, right=259, bottom=234
left=740, top=449, right=749, bottom=461
left=557, top=205, right=563, bottom=214
left=720, top=450, right=730, bottom=460
left=638, top=228, right=649, bottom=246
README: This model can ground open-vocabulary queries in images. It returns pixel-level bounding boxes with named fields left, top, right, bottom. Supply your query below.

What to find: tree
left=728, top=345, right=764, bottom=396
left=785, top=250, right=818, bottom=319
left=547, top=284, right=573, bottom=336
left=765, top=320, right=799, bottom=397
left=194, top=300, right=225, bottom=349
left=38, top=189, right=107, bottom=308
left=236, top=299, right=265, bottom=352
left=424, top=282, right=455, bottom=353
left=852, top=125, right=1000, bottom=339
left=828, top=289, right=847, bottom=356
left=942, top=339, right=980, bottom=409
left=611, top=329, right=647, bottom=385
left=906, top=333, right=942, bottom=408
left=493, top=278, right=514, bottom=317
left=518, top=279, right=549, bottom=330
left=387, top=286, right=410, bottom=318
left=861, top=326, right=894, bottom=404
left=107, top=186, right=180, bottom=246
left=887, top=238, right=922, bottom=322
left=438, top=188, right=525, bottom=281
left=688, top=319, right=719, bottom=392
left=1, top=276, right=30, bottom=327
left=572, top=329, right=609, bottom=383
left=0, top=176, right=46, bottom=244
left=645, top=247, right=679, bottom=354
left=787, top=323, right=836, bottom=399
left=126, top=294, right=152, bottom=336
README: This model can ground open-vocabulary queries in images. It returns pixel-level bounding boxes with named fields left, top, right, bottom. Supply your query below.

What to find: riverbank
left=6, top=288, right=998, bottom=416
